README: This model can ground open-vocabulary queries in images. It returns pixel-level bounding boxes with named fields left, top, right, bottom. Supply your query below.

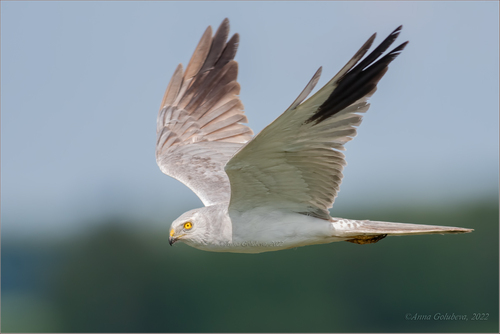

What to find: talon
left=346, top=234, right=388, bottom=245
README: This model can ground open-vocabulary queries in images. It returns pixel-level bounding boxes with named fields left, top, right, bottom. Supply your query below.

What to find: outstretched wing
left=226, top=26, right=408, bottom=219
left=156, top=18, right=253, bottom=206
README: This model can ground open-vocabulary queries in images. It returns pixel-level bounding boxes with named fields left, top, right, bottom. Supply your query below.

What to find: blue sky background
left=1, top=1, right=498, bottom=238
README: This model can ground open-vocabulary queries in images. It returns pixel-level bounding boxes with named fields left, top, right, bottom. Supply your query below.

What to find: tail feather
left=333, top=219, right=473, bottom=238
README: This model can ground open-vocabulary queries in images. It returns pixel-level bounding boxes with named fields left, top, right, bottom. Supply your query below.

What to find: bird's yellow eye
left=184, top=222, right=193, bottom=230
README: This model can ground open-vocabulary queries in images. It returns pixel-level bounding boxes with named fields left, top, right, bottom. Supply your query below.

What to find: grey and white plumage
left=157, top=19, right=472, bottom=253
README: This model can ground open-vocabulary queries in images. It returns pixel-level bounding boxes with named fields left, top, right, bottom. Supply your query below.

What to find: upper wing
left=156, top=18, right=253, bottom=206
left=226, top=26, right=408, bottom=219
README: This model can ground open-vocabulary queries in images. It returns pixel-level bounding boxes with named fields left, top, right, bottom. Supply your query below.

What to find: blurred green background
left=2, top=198, right=498, bottom=333
left=2, top=1, right=498, bottom=333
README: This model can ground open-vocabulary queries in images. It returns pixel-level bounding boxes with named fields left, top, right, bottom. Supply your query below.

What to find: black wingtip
left=394, top=40, right=409, bottom=52
left=306, top=26, right=408, bottom=124
left=392, top=25, right=403, bottom=35
left=381, top=41, right=409, bottom=62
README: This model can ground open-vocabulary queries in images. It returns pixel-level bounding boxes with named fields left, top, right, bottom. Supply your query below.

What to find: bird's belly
left=204, top=209, right=343, bottom=253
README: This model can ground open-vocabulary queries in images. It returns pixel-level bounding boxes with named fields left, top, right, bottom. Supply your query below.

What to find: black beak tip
left=168, top=237, right=175, bottom=246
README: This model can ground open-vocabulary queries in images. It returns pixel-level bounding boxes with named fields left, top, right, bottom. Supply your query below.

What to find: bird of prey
left=156, top=18, right=472, bottom=253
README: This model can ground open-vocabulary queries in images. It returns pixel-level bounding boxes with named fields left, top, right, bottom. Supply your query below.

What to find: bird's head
left=168, top=208, right=209, bottom=247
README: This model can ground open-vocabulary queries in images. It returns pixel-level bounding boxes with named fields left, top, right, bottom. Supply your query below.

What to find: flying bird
left=156, top=18, right=472, bottom=253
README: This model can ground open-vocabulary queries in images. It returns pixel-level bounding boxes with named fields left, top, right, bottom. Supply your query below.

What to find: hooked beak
left=168, top=236, right=177, bottom=246
left=169, top=228, right=177, bottom=246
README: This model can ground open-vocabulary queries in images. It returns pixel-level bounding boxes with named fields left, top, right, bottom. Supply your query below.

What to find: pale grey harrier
left=156, top=19, right=472, bottom=253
